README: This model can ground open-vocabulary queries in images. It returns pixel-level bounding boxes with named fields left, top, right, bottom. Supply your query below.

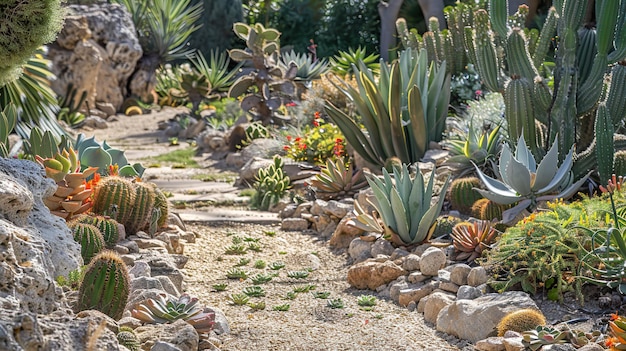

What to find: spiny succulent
left=497, top=309, right=546, bottom=337
left=471, top=198, right=509, bottom=221
left=131, top=293, right=215, bottom=334
left=116, top=327, right=140, bottom=351
left=448, top=176, right=484, bottom=214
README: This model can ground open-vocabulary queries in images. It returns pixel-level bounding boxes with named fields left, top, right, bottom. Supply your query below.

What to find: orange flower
left=314, top=111, right=321, bottom=119
left=287, top=135, right=292, bottom=141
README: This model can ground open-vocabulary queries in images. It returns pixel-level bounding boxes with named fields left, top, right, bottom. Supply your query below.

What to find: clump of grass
left=287, top=271, right=309, bottom=279
left=293, top=284, right=316, bottom=293
left=226, top=268, right=248, bottom=280
left=148, top=147, right=199, bottom=168
left=231, top=236, right=243, bottom=244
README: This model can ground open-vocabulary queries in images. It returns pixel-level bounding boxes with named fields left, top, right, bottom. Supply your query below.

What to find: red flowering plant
left=283, top=112, right=346, bottom=165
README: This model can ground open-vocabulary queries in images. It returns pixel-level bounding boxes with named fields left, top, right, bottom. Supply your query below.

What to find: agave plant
left=444, top=123, right=502, bottom=176
left=450, top=220, right=499, bottom=262
left=309, top=158, right=368, bottom=201
left=279, top=50, right=330, bottom=83
left=0, top=104, right=17, bottom=157
left=352, top=163, right=451, bottom=246
left=131, top=293, right=215, bottom=334
left=325, top=48, right=451, bottom=168
left=329, top=46, right=379, bottom=78
left=474, top=135, right=591, bottom=222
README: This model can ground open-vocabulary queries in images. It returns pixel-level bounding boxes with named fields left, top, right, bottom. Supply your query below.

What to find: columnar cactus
left=77, top=251, right=130, bottom=320
left=466, top=0, right=626, bottom=173
left=69, top=222, right=105, bottom=264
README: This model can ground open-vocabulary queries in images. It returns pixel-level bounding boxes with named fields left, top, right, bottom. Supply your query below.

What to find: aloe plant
left=353, top=163, right=451, bottom=246
left=279, top=50, right=330, bottom=83
left=329, top=46, right=380, bottom=78
left=309, top=158, right=368, bottom=201
left=189, top=50, right=242, bottom=93
left=474, top=135, right=591, bottom=221
left=325, top=48, right=450, bottom=168
left=0, top=104, right=17, bottom=157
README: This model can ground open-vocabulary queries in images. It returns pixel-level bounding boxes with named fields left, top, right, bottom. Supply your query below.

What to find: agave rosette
left=131, top=293, right=215, bottom=333
left=450, top=220, right=498, bottom=262
left=474, top=135, right=591, bottom=221
left=309, top=158, right=368, bottom=200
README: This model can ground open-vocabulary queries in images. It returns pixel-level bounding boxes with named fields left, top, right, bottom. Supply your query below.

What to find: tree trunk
left=378, top=0, right=404, bottom=62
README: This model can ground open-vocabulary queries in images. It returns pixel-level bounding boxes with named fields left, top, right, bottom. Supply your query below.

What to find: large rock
left=48, top=4, right=142, bottom=111
left=135, top=319, right=199, bottom=351
left=419, top=247, right=447, bottom=276
left=0, top=159, right=83, bottom=313
left=347, top=260, right=407, bottom=290
left=436, top=291, right=538, bottom=342
left=329, top=213, right=365, bottom=249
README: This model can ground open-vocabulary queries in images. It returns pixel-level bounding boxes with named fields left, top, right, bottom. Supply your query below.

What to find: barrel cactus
left=68, top=222, right=105, bottom=264
left=74, top=214, right=122, bottom=248
left=126, top=182, right=156, bottom=234
left=92, top=176, right=135, bottom=225
left=449, top=176, right=483, bottom=214
left=77, top=251, right=130, bottom=320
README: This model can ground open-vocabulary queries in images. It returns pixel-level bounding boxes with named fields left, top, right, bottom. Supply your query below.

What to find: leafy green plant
left=226, top=268, right=248, bottom=280
left=0, top=105, right=16, bottom=157
left=75, top=134, right=146, bottom=177
left=250, top=273, right=273, bottom=285
left=521, top=326, right=599, bottom=351
left=279, top=49, right=329, bottom=83
left=326, top=298, right=344, bottom=309
left=269, top=261, right=285, bottom=270
left=451, top=220, right=499, bottom=263
left=313, top=291, right=330, bottom=299
left=287, top=271, right=309, bottom=279
left=273, top=304, right=290, bottom=312
left=325, top=48, right=451, bottom=167
left=309, top=157, right=367, bottom=201
left=234, top=258, right=251, bottom=267
left=293, top=284, right=316, bottom=293
left=229, top=293, right=249, bottom=306
left=242, top=286, right=266, bottom=297
left=250, top=156, right=291, bottom=211
left=247, top=301, right=266, bottom=311
left=228, top=22, right=297, bottom=125
left=353, top=163, right=450, bottom=246
left=247, top=242, right=262, bottom=252
left=55, top=266, right=85, bottom=291
left=212, top=283, right=228, bottom=292
left=356, top=295, right=377, bottom=307
left=474, top=135, right=591, bottom=221
left=253, top=260, right=267, bottom=269
left=225, top=244, right=247, bottom=255
left=283, top=114, right=346, bottom=165
left=131, top=293, right=215, bottom=333
left=329, top=46, right=379, bottom=78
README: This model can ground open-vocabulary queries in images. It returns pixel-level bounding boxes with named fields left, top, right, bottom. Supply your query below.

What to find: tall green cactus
left=77, top=251, right=130, bottom=320
left=466, top=0, right=626, bottom=174
left=69, top=223, right=105, bottom=264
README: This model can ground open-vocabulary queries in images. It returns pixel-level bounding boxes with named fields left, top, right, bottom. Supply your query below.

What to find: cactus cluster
left=77, top=251, right=130, bottom=320
left=309, top=158, right=368, bottom=201
left=73, top=214, right=122, bottom=248
left=68, top=222, right=105, bottom=264
left=448, top=177, right=484, bottom=214
left=250, top=156, right=290, bottom=211
left=91, top=176, right=169, bottom=235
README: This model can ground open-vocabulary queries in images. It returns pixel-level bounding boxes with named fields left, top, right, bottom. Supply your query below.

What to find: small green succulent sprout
left=242, top=286, right=266, bottom=297
left=247, top=242, right=262, bottom=252
left=234, top=258, right=251, bottom=267
left=225, top=244, right=247, bottom=255
left=273, top=303, right=290, bottom=312
left=474, top=135, right=591, bottom=222
left=212, top=283, right=228, bottom=292
left=226, top=268, right=248, bottom=280
left=293, top=284, right=316, bottom=293
left=229, top=293, right=249, bottom=306
left=250, top=273, right=273, bottom=285
left=357, top=295, right=378, bottom=307
left=327, top=298, right=345, bottom=309
left=313, top=291, right=331, bottom=299
left=269, top=261, right=285, bottom=270
left=231, top=236, right=243, bottom=244
left=283, top=291, right=297, bottom=300
left=253, top=260, right=267, bottom=269
left=264, top=230, right=276, bottom=237
left=247, top=301, right=266, bottom=311
left=244, top=236, right=260, bottom=242
left=287, top=271, right=309, bottom=279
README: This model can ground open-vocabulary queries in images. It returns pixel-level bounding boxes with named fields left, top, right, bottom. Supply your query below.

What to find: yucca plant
left=309, top=158, right=368, bottom=201
left=188, top=50, right=242, bottom=93
left=451, top=220, right=499, bottom=262
left=474, top=135, right=591, bottom=221
left=353, top=163, right=451, bottom=246
left=329, top=46, right=379, bottom=78
left=131, top=293, right=215, bottom=334
left=325, top=48, right=451, bottom=168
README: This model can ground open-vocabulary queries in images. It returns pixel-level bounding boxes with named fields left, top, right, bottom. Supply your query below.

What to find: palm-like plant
left=329, top=46, right=379, bottom=78
left=189, top=50, right=242, bottom=93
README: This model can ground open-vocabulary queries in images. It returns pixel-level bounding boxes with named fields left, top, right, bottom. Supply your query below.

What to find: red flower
left=475, top=90, right=483, bottom=97
left=314, top=111, right=321, bottom=119
left=313, top=120, right=320, bottom=127
left=285, top=102, right=296, bottom=107
left=295, top=137, right=302, bottom=142
left=283, top=145, right=290, bottom=151
left=286, top=135, right=292, bottom=141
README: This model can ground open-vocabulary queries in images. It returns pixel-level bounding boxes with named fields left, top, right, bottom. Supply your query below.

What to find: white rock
left=419, top=247, right=446, bottom=276
left=450, top=264, right=472, bottom=285
left=423, top=291, right=456, bottom=324
left=468, top=266, right=489, bottom=286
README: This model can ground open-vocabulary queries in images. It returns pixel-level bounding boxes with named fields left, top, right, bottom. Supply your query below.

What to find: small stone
left=577, top=344, right=607, bottom=351
left=468, top=266, right=489, bottom=286
left=423, top=292, right=455, bottom=324
left=390, top=248, right=410, bottom=260
left=83, top=116, right=108, bottom=129
left=347, top=260, right=407, bottom=290
left=501, top=336, right=525, bottom=351
left=370, top=239, right=394, bottom=257
left=324, top=200, right=352, bottom=218
left=406, top=301, right=417, bottom=312
left=407, top=271, right=429, bottom=284
left=474, top=337, right=506, bottom=351
left=179, top=231, right=196, bottom=243
left=417, top=295, right=429, bottom=313
left=402, top=254, right=421, bottom=272
left=439, top=282, right=459, bottom=294
left=128, top=261, right=151, bottom=278
left=457, top=285, right=482, bottom=300
left=413, top=243, right=431, bottom=256
left=348, top=237, right=373, bottom=263
left=114, top=244, right=130, bottom=255
left=389, top=277, right=409, bottom=303
left=398, top=281, right=438, bottom=307
left=437, top=269, right=451, bottom=282
left=419, top=247, right=446, bottom=276
left=450, top=264, right=472, bottom=286
left=281, top=218, right=309, bottom=231
left=151, top=341, right=183, bottom=351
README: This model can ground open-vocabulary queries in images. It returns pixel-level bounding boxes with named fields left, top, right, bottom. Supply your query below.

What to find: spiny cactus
left=116, top=327, right=140, bottom=351
left=126, top=182, right=156, bottom=234
left=471, top=198, right=508, bottom=221
left=497, top=309, right=547, bottom=336
left=449, top=177, right=484, bottom=214
left=91, top=176, right=135, bottom=225
left=614, top=150, right=626, bottom=176
left=73, top=214, right=122, bottom=249
left=69, top=223, right=105, bottom=264
left=431, top=215, right=462, bottom=238
left=150, top=183, right=170, bottom=229
left=77, top=251, right=130, bottom=320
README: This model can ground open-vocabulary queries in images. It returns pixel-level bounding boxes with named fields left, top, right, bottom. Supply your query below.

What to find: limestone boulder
left=329, top=213, right=365, bottom=249
left=436, top=291, right=538, bottom=342
left=347, top=259, right=407, bottom=290
left=135, top=319, right=199, bottom=351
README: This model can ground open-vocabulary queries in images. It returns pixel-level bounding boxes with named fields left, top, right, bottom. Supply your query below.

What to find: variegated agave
left=131, top=293, right=215, bottom=333
left=474, top=135, right=591, bottom=222
left=352, top=163, right=450, bottom=246
left=309, top=158, right=368, bottom=201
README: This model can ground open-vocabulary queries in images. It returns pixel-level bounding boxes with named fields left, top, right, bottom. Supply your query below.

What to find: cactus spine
left=449, top=177, right=484, bottom=214
left=497, top=309, right=547, bottom=336
left=126, top=182, right=156, bottom=234
left=69, top=223, right=105, bottom=264
left=77, top=251, right=130, bottom=320
left=92, top=176, right=135, bottom=225
left=471, top=198, right=507, bottom=221
left=74, top=214, right=121, bottom=248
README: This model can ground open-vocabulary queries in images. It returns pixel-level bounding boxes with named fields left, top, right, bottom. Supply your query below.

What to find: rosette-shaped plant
left=310, top=158, right=368, bottom=201
left=474, top=135, right=591, bottom=221
left=132, top=293, right=215, bottom=334
left=451, top=220, right=498, bottom=262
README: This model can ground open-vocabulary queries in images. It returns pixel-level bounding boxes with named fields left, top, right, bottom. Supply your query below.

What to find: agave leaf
left=325, top=102, right=381, bottom=165
left=499, top=144, right=513, bottom=186
left=390, top=187, right=410, bottom=241
left=514, top=134, right=536, bottom=171
left=474, top=163, right=518, bottom=196
left=536, top=146, right=576, bottom=194
left=415, top=175, right=450, bottom=243
left=367, top=176, right=396, bottom=231
left=504, top=155, right=532, bottom=196
left=533, top=138, right=559, bottom=191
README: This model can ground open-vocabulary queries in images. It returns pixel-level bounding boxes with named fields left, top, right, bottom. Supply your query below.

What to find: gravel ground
left=182, top=222, right=471, bottom=351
